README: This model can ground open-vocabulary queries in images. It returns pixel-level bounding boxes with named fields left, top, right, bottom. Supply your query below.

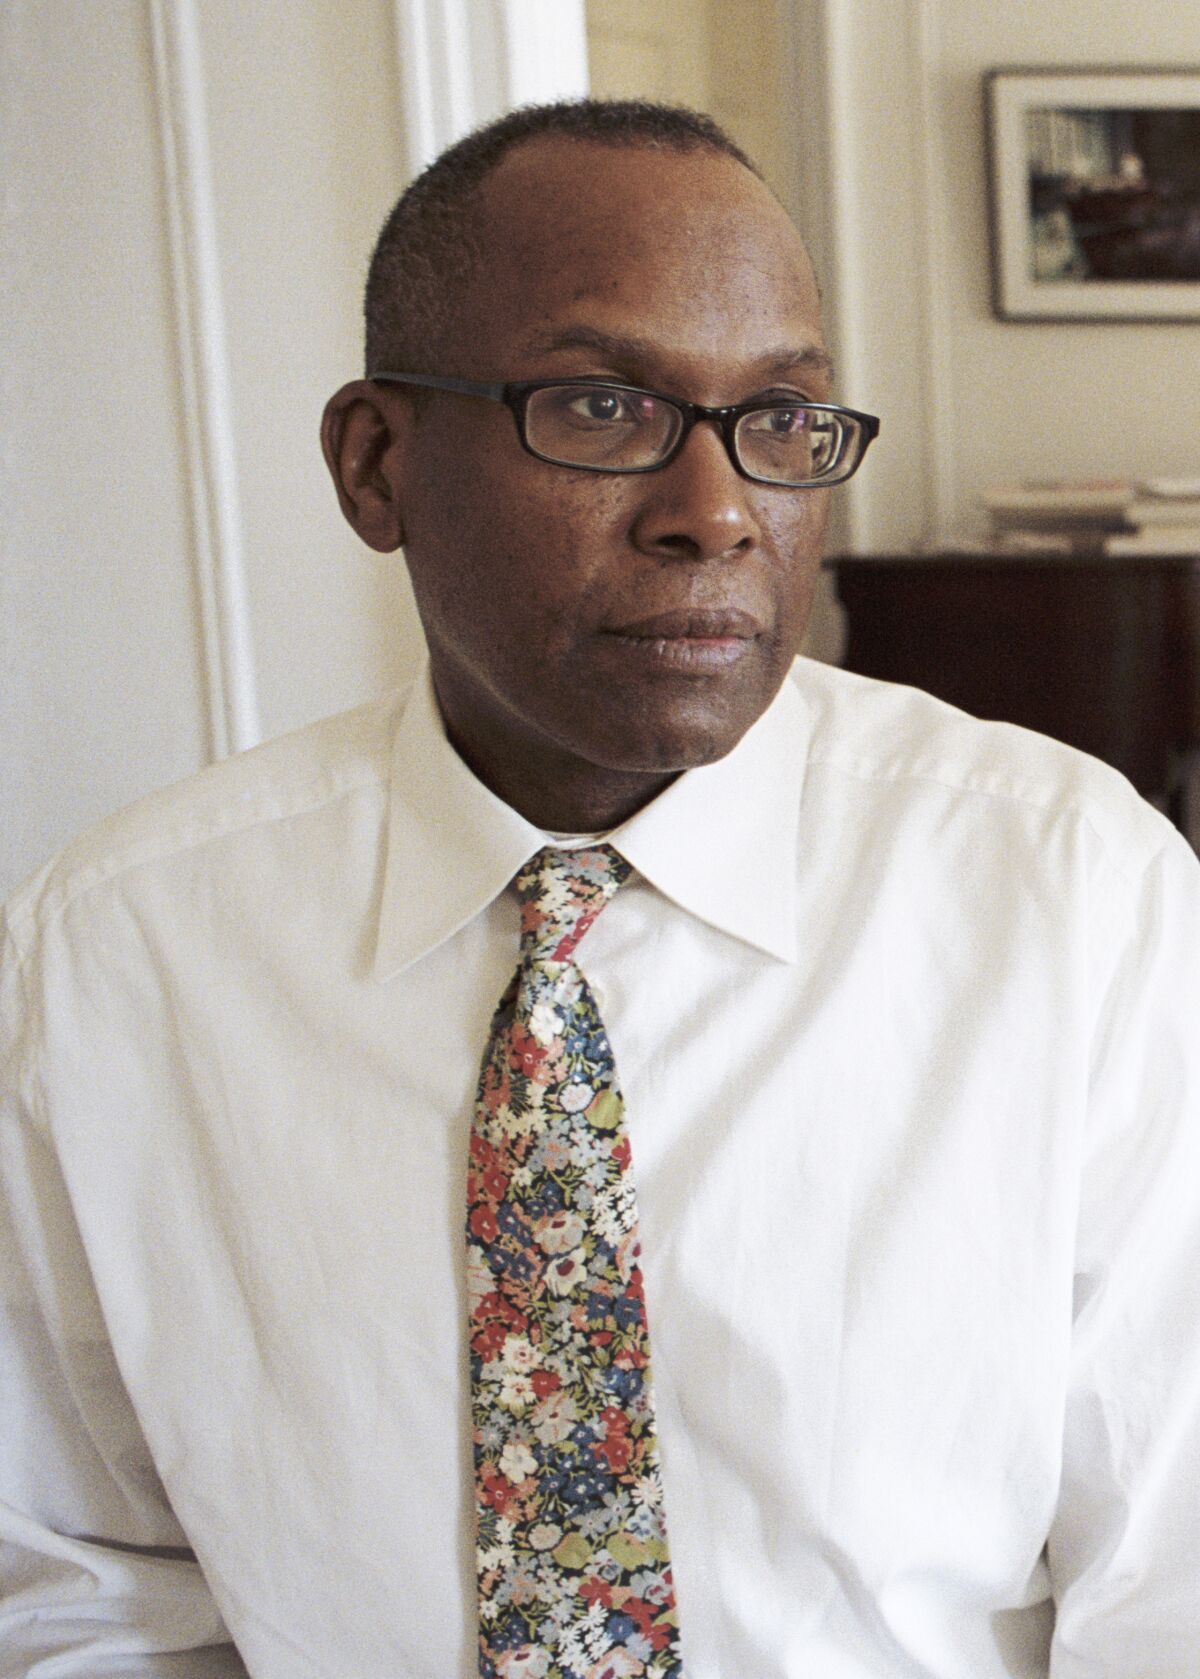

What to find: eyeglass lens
left=522, top=384, right=860, bottom=485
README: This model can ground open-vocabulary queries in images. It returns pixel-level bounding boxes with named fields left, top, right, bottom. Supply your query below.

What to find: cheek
left=761, top=493, right=829, bottom=613
left=771, top=485, right=830, bottom=546
left=402, top=457, right=630, bottom=657
left=416, top=433, right=628, bottom=569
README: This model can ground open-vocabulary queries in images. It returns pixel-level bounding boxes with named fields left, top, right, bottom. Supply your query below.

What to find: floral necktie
left=467, top=846, right=683, bottom=1679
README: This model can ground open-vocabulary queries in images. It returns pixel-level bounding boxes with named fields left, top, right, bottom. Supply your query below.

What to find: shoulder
left=788, top=658, right=1173, bottom=884
left=4, top=689, right=407, bottom=958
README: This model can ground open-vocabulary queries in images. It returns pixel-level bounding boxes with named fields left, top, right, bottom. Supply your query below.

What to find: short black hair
left=363, top=98, right=762, bottom=376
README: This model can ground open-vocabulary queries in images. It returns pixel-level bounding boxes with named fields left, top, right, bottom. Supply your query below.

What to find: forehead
left=456, top=139, right=824, bottom=385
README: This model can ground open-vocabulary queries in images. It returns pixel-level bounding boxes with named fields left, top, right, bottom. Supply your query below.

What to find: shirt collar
left=373, top=661, right=810, bottom=979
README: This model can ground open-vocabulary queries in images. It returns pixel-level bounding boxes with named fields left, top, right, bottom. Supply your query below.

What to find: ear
left=320, top=380, right=412, bottom=552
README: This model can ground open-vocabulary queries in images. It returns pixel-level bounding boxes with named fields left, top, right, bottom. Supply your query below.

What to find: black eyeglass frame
left=369, top=370, right=880, bottom=488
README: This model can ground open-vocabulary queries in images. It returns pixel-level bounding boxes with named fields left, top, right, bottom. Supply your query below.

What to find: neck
left=439, top=711, right=679, bottom=834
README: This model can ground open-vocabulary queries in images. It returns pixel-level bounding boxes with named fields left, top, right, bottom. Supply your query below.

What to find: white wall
left=822, top=0, right=1200, bottom=551
left=1, top=0, right=422, bottom=899
left=195, top=1, right=422, bottom=742
left=4, top=2, right=209, bottom=892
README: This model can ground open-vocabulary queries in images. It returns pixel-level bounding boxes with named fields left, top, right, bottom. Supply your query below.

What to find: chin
left=581, top=696, right=765, bottom=776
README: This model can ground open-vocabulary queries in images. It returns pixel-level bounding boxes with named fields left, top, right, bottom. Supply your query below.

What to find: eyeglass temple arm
left=369, top=371, right=509, bottom=401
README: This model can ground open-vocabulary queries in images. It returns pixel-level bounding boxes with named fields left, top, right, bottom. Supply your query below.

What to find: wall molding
left=790, top=0, right=956, bottom=554
left=499, top=0, right=588, bottom=109
left=391, top=0, right=588, bottom=179
left=906, top=0, right=958, bottom=544
left=811, top=0, right=870, bottom=551
left=148, top=0, right=261, bottom=759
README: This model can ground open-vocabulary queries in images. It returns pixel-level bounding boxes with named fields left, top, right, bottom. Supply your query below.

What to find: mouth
left=602, top=608, right=764, bottom=673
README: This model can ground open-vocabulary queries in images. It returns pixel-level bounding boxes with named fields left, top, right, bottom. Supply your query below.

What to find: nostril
left=652, top=533, right=703, bottom=561
left=642, top=526, right=756, bottom=562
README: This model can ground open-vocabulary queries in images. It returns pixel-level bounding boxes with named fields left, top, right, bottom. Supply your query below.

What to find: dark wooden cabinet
left=826, top=552, right=1200, bottom=830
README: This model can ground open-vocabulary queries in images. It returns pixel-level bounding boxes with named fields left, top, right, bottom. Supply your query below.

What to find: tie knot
left=514, top=845, right=632, bottom=965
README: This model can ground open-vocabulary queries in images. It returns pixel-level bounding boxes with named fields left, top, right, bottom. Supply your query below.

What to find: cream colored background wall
left=936, top=2, right=1200, bottom=535
left=194, top=2, right=421, bottom=739
left=2, top=0, right=418, bottom=899
left=5, top=3, right=209, bottom=894
left=811, top=0, right=1200, bottom=550
left=585, top=0, right=797, bottom=202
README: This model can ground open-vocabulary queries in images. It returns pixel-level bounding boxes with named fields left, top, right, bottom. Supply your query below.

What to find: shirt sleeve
left=1048, top=821, right=1200, bottom=1674
left=0, top=910, right=248, bottom=1678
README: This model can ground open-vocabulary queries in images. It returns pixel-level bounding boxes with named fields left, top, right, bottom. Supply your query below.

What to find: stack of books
left=981, top=479, right=1200, bottom=554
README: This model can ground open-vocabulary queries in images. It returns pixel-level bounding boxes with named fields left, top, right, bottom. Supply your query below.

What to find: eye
left=564, top=387, right=645, bottom=425
left=526, top=384, right=679, bottom=468
left=747, top=405, right=811, bottom=436
left=578, top=390, right=621, bottom=422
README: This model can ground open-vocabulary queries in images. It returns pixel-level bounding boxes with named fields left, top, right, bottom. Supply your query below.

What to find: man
left=2, top=99, right=1199, bottom=1678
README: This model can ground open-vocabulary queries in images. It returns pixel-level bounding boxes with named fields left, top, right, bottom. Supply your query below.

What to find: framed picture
left=986, top=68, right=1200, bottom=320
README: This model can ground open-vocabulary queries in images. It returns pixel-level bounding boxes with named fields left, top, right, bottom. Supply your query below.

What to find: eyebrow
left=522, top=325, right=836, bottom=384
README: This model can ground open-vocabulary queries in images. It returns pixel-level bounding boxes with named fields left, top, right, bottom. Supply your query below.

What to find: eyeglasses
left=369, top=370, right=879, bottom=488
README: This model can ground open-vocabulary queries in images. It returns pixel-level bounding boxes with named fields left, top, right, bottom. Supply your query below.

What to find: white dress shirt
left=4, top=657, right=1200, bottom=1679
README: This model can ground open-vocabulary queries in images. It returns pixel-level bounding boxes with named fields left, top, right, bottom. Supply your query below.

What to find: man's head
left=361, top=100, right=763, bottom=378
left=323, top=101, right=845, bottom=830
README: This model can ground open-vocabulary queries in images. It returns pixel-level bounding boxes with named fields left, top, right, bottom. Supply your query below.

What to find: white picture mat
left=988, top=69, right=1200, bottom=321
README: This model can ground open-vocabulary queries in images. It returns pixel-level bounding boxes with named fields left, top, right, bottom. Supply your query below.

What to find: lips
left=602, top=607, right=764, bottom=674
left=605, top=608, right=764, bottom=641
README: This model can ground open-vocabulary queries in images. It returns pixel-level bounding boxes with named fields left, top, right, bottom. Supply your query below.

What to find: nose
left=629, top=419, right=760, bottom=562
